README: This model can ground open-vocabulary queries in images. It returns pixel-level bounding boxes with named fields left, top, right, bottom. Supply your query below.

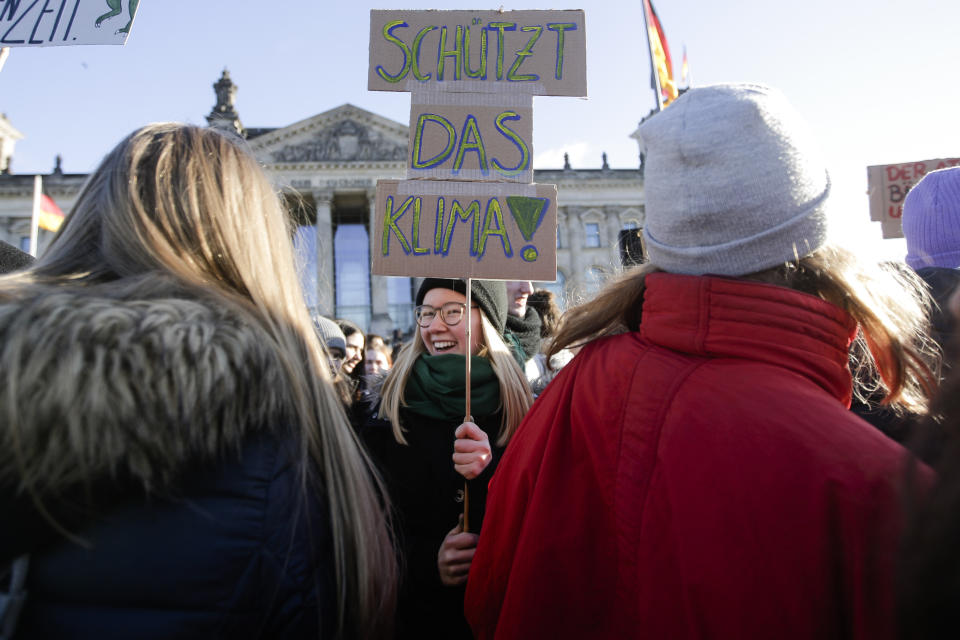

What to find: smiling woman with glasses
left=361, top=278, right=533, bottom=639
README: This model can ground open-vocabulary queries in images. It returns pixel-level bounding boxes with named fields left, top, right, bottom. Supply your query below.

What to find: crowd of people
left=2, top=82, right=960, bottom=639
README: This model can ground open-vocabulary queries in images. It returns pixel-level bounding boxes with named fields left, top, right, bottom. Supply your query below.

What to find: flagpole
left=29, top=175, right=41, bottom=257
left=641, top=0, right=664, bottom=112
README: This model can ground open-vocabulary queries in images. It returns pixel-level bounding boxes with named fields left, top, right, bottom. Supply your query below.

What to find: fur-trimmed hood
left=0, top=278, right=296, bottom=496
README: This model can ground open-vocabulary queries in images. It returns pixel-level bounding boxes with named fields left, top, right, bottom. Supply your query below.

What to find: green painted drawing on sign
left=506, top=196, right=548, bottom=241
left=96, top=0, right=138, bottom=34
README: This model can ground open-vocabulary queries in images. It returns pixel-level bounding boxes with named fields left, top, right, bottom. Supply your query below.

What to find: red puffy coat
left=466, top=273, right=923, bottom=640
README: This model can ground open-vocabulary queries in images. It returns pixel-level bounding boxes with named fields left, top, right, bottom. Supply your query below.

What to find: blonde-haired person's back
left=0, top=124, right=396, bottom=639
left=465, top=84, right=938, bottom=640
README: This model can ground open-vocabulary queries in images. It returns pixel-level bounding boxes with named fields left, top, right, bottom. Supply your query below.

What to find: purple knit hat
left=903, top=166, right=960, bottom=270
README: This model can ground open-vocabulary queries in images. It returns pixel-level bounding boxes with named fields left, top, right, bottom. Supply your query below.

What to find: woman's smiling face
left=419, top=288, right=482, bottom=356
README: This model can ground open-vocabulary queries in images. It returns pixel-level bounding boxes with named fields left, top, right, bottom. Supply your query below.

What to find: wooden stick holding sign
left=463, top=278, right=472, bottom=532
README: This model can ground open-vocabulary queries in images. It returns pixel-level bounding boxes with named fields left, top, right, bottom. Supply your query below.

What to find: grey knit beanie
left=312, top=314, right=346, bottom=353
left=903, top=167, right=960, bottom=270
left=638, top=83, right=830, bottom=276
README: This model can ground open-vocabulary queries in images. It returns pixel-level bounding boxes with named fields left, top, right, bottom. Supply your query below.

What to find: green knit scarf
left=404, top=354, right=501, bottom=422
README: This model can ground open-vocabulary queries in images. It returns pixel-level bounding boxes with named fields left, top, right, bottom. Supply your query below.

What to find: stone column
left=566, top=206, right=584, bottom=294
left=313, top=189, right=335, bottom=317
left=368, top=190, right=393, bottom=335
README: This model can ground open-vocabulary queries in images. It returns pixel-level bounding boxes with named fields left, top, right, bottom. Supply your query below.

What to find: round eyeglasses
left=414, top=302, right=478, bottom=328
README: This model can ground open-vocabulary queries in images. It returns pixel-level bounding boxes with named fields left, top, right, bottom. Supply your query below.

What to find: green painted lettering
left=507, top=25, right=542, bottom=82
left=463, top=24, right=487, bottom=79
left=411, top=26, right=435, bottom=81
left=411, top=197, right=429, bottom=254
left=491, top=111, right=530, bottom=176
left=442, top=199, right=481, bottom=256
left=437, top=25, right=463, bottom=81
left=375, top=21, right=411, bottom=83
left=486, top=22, right=515, bottom=80
left=479, top=198, right=513, bottom=257
left=453, top=115, right=488, bottom=175
left=382, top=195, right=414, bottom=255
left=547, top=23, right=576, bottom=79
left=412, top=114, right=456, bottom=169
left=434, top=197, right=445, bottom=253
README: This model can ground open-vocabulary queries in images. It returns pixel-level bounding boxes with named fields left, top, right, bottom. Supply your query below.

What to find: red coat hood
left=641, top=273, right=858, bottom=407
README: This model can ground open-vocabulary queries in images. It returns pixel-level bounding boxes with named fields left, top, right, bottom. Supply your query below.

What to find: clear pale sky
left=2, top=0, right=956, bottom=260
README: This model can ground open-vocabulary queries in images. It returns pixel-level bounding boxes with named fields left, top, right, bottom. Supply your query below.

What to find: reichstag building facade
left=0, top=70, right=647, bottom=335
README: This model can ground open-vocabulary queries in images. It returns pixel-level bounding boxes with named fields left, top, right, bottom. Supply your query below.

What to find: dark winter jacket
left=0, top=240, right=33, bottom=273
left=0, top=279, right=336, bottom=639
left=362, top=395, right=502, bottom=639
left=916, top=266, right=960, bottom=359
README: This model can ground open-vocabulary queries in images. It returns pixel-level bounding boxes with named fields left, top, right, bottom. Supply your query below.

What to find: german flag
left=644, top=0, right=678, bottom=106
left=38, top=193, right=64, bottom=232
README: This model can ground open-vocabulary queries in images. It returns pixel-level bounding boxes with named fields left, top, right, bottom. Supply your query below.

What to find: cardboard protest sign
left=374, top=179, right=557, bottom=280
left=1, top=0, right=139, bottom=47
left=369, top=9, right=586, bottom=97
left=408, top=93, right=533, bottom=183
left=369, top=8, right=578, bottom=285
left=867, top=157, right=960, bottom=238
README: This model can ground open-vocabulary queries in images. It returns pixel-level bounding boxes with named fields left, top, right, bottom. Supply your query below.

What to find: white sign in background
left=1, top=0, right=139, bottom=47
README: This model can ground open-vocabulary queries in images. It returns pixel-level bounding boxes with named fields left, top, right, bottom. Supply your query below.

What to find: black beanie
left=0, top=241, right=34, bottom=274
left=416, top=278, right=507, bottom=337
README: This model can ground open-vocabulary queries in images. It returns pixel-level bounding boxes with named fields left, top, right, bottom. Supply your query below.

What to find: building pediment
left=249, top=104, right=408, bottom=165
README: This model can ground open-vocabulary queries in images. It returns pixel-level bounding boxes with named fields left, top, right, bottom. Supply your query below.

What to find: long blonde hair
left=0, top=124, right=396, bottom=638
left=379, top=307, right=532, bottom=446
left=550, top=246, right=938, bottom=414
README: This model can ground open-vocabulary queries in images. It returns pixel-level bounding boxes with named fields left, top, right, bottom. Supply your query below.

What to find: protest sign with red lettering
left=867, top=157, right=960, bottom=238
